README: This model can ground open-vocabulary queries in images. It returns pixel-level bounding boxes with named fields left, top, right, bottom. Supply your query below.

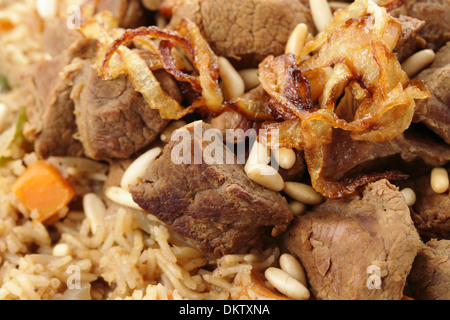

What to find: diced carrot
left=12, top=160, right=75, bottom=223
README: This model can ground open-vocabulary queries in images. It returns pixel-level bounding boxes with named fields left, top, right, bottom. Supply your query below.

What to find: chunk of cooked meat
left=320, top=126, right=450, bottom=183
left=164, top=0, right=317, bottom=67
left=389, top=0, right=450, bottom=51
left=24, top=26, right=96, bottom=159
left=407, top=239, right=450, bottom=300
left=70, top=60, right=171, bottom=161
left=208, top=110, right=259, bottom=144
left=400, top=167, right=450, bottom=240
left=394, top=15, right=426, bottom=62
left=413, top=41, right=450, bottom=144
left=130, top=121, right=293, bottom=257
left=24, top=56, right=84, bottom=158
left=96, top=0, right=150, bottom=28
left=284, top=179, right=421, bottom=300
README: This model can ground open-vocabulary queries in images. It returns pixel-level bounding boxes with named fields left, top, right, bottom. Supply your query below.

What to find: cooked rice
left=0, top=0, right=285, bottom=300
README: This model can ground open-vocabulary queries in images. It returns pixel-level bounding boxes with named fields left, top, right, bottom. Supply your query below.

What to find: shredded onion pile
left=258, top=0, right=430, bottom=198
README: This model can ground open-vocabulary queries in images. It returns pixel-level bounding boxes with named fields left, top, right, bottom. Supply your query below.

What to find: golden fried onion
left=259, top=0, right=430, bottom=199
left=99, top=18, right=223, bottom=119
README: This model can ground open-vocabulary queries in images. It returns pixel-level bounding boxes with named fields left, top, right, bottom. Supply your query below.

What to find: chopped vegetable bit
left=12, top=160, right=75, bottom=223
left=0, top=73, right=11, bottom=93
left=0, top=106, right=28, bottom=164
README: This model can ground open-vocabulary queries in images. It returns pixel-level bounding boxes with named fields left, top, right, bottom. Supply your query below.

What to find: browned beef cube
left=320, top=126, right=450, bottom=183
left=95, top=0, right=150, bottom=28
left=25, top=56, right=83, bottom=159
left=70, top=61, right=171, bottom=161
left=130, top=121, right=293, bottom=257
left=165, top=0, right=316, bottom=68
left=389, top=0, right=450, bottom=51
left=394, top=15, right=426, bottom=62
left=401, top=168, right=450, bottom=240
left=285, top=179, right=421, bottom=300
left=24, top=26, right=96, bottom=159
left=413, top=41, right=450, bottom=144
left=407, top=239, right=450, bottom=300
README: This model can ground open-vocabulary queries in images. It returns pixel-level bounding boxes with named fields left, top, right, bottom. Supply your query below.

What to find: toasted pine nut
left=121, top=147, right=162, bottom=190
left=430, top=167, right=449, bottom=194
left=160, top=120, right=187, bottom=143
left=288, top=201, right=307, bottom=216
left=245, top=164, right=285, bottom=192
left=238, top=68, right=260, bottom=92
left=283, top=182, right=323, bottom=205
left=155, top=13, right=168, bottom=29
left=105, top=186, right=143, bottom=211
left=401, top=49, right=435, bottom=78
left=309, top=0, right=333, bottom=32
left=400, top=188, right=416, bottom=207
left=53, top=243, right=72, bottom=257
left=83, top=193, right=106, bottom=234
left=279, top=253, right=307, bottom=287
left=36, top=0, right=57, bottom=19
left=264, top=267, right=310, bottom=300
left=246, top=141, right=271, bottom=167
left=272, top=147, right=296, bottom=170
left=218, top=57, right=245, bottom=100
left=285, top=23, right=308, bottom=58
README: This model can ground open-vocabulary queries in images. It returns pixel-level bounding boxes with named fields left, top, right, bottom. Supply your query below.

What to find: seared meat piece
left=407, top=239, right=450, bottom=300
left=130, top=121, right=293, bottom=257
left=321, top=126, right=450, bottom=183
left=413, top=41, right=450, bottom=144
left=96, top=0, right=150, bottom=28
left=208, top=110, right=259, bottom=144
left=25, top=57, right=84, bottom=158
left=278, top=149, right=306, bottom=182
left=400, top=168, right=450, bottom=240
left=285, top=179, right=421, bottom=300
left=394, top=15, right=426, bottom=62
left=70, top=61, right=171, bottom=161
left=24, top=25, right=96, bottom=159
left=164, top=0, right=316, bottom=67
left=389, top=0, right=450, bottom=51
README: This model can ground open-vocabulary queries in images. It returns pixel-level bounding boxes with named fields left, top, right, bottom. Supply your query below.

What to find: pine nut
left=53, top=243, right=72, bottom=257
left=283, top=182, right=323, bottom=205
left=121, top=147, right=162, bottom=190
left=245, top=141, right=271, bottom=168
left=285, top=23, right=308, bottom=58
left=400, top=188, right=416, bottom=207
left=401, top=49, right=435, bottom=78
left=288, top=201, right=307, bottom=216
left=238, top=68, right=260, bottom=92
left=279, top=253, right=307, bottom=287
left=264, top=267, right=310, bottom=300
left=105, top=186, right=143, bottom=211
left=245, top=164, right=285, bottom=192
left=218, top=57, right=245, bottom=100
left=309, top=0, right=333, bottom=32
left=430, top=167, right=449, bottom=194
left=83, top=193, right=106, bottom=235
left=160, top=120, right=187, bottom=143
left=36, top=0, right=58, bottom=19
left=272, top=147, right=296, bottom=170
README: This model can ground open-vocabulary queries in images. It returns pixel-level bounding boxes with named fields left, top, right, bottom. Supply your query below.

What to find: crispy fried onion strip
left=259, top=1, right=429, bottom=199
left=100, top=18, right=223, bottom=119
